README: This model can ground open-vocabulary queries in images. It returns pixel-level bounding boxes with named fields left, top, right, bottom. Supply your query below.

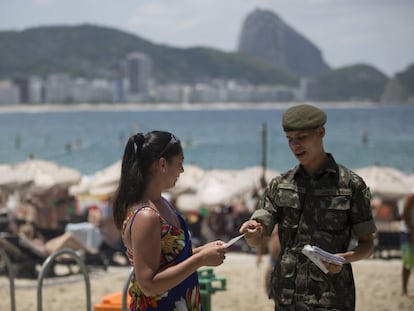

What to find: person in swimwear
left=112, top=130, right=227, bottom=311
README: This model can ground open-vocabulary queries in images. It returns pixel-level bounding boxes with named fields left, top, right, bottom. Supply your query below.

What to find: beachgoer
left=400, top=190, right=414, bottom=296
left=18, top=223, right=98, bottom=257
left=239, top=104, right=377, bottom=310
left=112, top=131, right=227, bottom=310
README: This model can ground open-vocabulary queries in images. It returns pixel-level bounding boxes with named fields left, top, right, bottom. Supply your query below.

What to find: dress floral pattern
left=122, top=201, right=202, bottom=311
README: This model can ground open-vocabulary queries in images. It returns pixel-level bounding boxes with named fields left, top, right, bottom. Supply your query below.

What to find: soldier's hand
left=323, top=261, right=343, bottom=274
left=239, top=220, right=264, bottom=247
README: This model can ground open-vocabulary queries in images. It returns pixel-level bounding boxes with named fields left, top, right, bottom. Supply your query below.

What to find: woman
left=113, top=131, right=227, bottom=311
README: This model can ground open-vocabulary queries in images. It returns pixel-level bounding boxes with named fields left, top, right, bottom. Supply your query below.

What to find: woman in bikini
left=112, top=131, right=227, bottom=311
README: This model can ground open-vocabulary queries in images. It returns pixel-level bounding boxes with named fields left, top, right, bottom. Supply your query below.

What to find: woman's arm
left=131, top=209, right=227, bottom=296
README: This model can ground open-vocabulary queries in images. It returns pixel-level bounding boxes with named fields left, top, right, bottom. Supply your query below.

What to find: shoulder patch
left=362, top=187, right=371, bottom=201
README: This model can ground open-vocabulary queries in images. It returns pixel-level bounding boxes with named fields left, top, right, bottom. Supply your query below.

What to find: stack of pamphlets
left=302, top=244, right=346, bottom=274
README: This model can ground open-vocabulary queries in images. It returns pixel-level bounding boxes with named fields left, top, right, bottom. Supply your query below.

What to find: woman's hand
left=198, top=240, right=227, bottom=267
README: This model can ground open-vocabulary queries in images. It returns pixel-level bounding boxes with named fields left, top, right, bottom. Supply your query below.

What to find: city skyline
left=1, top=0, right=413, bottom=77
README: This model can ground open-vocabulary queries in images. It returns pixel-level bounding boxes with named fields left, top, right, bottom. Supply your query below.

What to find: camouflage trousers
left=274, top=299, right=354, bottom=311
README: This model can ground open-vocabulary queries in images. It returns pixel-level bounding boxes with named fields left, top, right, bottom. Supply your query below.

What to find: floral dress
left=122, top=200, right=202, bottom=311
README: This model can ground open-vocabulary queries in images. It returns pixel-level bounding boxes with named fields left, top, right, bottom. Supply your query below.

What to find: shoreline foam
left=0, top=101, right=384, bottom=114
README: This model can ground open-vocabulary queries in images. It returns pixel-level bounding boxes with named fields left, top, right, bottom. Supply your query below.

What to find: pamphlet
left=225, top=234, right=245, bottom=247
left=302, top=244, right=345, bottom=274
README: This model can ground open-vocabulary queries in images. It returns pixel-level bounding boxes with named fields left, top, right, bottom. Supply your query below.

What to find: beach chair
left=0, top=233, right=39, bottom=278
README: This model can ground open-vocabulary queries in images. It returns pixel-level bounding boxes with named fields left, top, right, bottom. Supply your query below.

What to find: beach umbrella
left=175, top=170, right=242, bottom=211
left=170, top=164, right=205, bottom=195
left=13, top=159, right=81, bottom=193
left=175, top=166, right=281, bottom=211
left=70, top=160, right=121, bottom=197
left=195, top=169, right=258, bottom=206
left=175, top=192, right=203, bottom=212
left=89, top=160, right=121, bottom=188
left=69, top=175, right=94, bottom=196
left=0, top=164, right=33, bottom=190
left=354, top=165, right=411, bottom=200
left=240, top=166, right=281, bottom=186
left=405, top=174, right=414, bottom=189
left=86, top=160, right=121, bottom=197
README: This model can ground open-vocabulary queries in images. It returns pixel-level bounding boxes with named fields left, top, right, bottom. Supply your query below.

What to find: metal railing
left=0, top=248, right=16, bottom=311
left=37, top=249, right=92, bottom=311
left=122, top=268, right=134, bottom=311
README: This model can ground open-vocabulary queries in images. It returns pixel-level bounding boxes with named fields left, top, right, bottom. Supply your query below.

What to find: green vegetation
left=311, top=65, right=389, bottom=101
left=395, top=64, right=414, bottom=96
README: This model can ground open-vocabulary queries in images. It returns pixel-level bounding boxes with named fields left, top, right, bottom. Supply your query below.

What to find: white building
left=0, top=80, right=19, bottom=105
left=28, top=76, right=44, bottom=104
left=44, top=73, right=73, bottom=103
left=71, top=78, right=116, bottom=103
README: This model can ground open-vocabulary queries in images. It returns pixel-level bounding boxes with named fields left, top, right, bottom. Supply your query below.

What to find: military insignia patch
left=363, top=187, right=371, bottom=202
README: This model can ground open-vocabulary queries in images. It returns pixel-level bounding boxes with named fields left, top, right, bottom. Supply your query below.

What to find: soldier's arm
left=336, top=233, right=374, bottom=264
left=240, top=180, right=278, bottom=247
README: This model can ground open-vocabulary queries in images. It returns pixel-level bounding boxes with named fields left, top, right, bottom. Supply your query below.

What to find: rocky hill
left=238, top=9, right=330, bottom=76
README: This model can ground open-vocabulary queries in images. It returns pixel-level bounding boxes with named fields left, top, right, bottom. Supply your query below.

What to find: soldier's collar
left=295, top=153, right=337, bottom=178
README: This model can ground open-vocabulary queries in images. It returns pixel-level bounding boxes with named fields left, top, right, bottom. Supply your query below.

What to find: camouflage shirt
left=251, top=154, right=376, bottom=310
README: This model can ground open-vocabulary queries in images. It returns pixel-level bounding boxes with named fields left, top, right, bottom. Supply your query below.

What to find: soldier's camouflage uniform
left=251, top=154, right=376, bottom=310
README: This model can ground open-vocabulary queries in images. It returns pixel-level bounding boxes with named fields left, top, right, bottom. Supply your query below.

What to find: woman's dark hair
left=112, top=131, right=182, bottom=230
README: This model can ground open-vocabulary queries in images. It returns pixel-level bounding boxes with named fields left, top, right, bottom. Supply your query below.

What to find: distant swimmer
left=15, top=134, right=21, bottom=149
left=361, top=129, right=368, bottom=145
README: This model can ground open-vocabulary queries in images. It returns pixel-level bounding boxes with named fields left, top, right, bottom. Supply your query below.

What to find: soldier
left=240, top=104, right=377, bottom=310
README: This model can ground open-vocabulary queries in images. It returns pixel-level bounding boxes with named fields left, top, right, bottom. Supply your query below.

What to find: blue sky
left=1, top=0, right=413, bottom=76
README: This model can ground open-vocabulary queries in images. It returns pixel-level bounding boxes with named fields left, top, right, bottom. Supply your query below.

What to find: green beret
left=282, top=104, right=327, bottom=131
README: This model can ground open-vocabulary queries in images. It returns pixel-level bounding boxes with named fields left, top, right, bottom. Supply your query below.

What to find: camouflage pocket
left=276, top=183, right=301, bottom=229
left=319, top=194, right=350, bottom=231
left=309, top=261, right=326, bottom=282
left=277, top=253, right=297, bottom=304
left=276, top=183, right=300, bottom=207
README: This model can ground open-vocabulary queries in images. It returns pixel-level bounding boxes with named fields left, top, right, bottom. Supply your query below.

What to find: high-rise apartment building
left=125, top=52, right=152, bottom=101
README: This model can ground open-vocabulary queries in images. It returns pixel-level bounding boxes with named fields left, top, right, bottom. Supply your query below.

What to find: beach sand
left=1, top=253, right=413, bottom=311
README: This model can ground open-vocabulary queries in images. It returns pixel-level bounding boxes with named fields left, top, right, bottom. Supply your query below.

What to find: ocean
left=1, top=103, right=414, bottom=176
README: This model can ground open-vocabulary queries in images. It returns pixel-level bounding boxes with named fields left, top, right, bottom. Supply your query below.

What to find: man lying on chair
left=17, top=223, right=99, bottom=258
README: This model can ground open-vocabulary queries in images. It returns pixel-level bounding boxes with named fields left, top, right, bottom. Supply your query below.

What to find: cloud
left=125, top=0, right=264, bottom=49
left=32, top=0, right=55, bottom=5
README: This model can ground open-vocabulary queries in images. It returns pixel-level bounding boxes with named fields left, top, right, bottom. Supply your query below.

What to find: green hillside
left=311, top=65, right=389, bottom=101
left=0, top=24, right=297, bottom=85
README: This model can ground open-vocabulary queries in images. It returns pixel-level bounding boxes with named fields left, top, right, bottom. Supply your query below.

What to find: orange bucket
left=93, top=292, right=130, bottom=311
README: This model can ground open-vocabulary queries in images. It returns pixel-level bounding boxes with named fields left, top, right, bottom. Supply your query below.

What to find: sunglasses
left=159, top=134, right=178, bottom=157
